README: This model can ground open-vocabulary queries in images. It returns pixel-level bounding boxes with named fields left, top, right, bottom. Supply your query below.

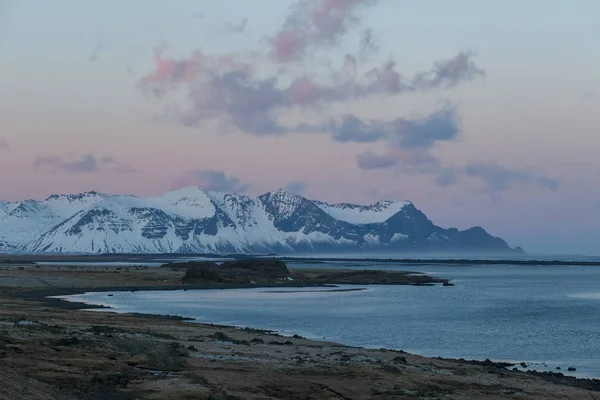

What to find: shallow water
left=57, top=263, right=600, bottom=378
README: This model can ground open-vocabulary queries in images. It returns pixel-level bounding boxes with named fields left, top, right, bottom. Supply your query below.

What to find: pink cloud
left=172, top=169, right=249, bottom=193
left=287, top=78, right=320, bottom=104
left=270, top=30, right=305, bottom=63
left=268, top=0, right=378, bottom=62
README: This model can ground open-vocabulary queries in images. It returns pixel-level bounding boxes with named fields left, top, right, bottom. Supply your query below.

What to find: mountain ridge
left=0, top=187, right=522, bottom=255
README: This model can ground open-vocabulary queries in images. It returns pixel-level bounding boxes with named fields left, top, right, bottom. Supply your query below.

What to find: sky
left=0, top=0, right=599, bottom=255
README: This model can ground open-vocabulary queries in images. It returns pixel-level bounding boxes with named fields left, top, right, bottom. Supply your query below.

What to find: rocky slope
left=0, top=187, right=521, bottom=254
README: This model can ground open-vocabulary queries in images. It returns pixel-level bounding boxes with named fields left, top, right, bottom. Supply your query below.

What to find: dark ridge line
left=2, top=253, right=599, bottom=266
left=278, top=257, right=600, bottom=266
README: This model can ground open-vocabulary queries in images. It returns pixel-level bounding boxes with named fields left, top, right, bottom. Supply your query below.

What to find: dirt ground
left=1, top=264, right=600, bottom=399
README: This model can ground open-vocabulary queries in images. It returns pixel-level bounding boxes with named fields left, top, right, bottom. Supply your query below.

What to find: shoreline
left=2, top=264, right=600, bottom=399
left=49, top=286, right=600, bottom=381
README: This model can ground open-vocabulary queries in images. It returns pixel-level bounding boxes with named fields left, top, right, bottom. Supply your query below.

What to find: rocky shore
left=1, top=261, right=600, bottom=399
left=166, top=259, right=451, bottom=286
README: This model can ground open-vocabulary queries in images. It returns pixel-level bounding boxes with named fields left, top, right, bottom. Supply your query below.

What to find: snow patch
left=363, top=234, right=380, bottom=245
left=391, top=233, right=409, bottom=242
left=315, top=200, right=411, bottom=224
left=0, top=187, right=470, bottom=254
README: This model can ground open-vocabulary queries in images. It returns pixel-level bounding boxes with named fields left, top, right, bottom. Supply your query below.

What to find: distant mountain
left=0, top=187, right=522, bottom=255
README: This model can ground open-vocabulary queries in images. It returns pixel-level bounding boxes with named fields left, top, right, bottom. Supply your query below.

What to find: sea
left=53, top=257, right=600, bottom=378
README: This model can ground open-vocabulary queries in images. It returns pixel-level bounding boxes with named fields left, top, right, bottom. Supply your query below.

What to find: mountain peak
left=258, top=188, right=309, bottom=221
left=260, top=188, right=306, bottom=202
left=0, top=187, right=521, bottom=255
left=269, top=188, right=298, bottom=197
left=45, top=191, right=105, bottom=202
left=314, top=198, right=412, bottom=225
left=164, top=186, right=208, bottom=197
left=375, top=199, right=412, bottom=207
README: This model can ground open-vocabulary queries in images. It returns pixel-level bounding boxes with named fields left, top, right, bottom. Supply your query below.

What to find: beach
left=1, top=262, right=600, bottom=399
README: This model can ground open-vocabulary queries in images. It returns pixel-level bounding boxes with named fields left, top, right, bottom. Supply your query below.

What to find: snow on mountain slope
left=146, top=186, right=216, bottom=219
left=314, top=200, right=412, bottom=224
left=43, top=191, right=105, bottom=217
left=258, top=188, right=307, bottom=220
left=0, top=187, right=519, bottom=254
left=0, top=200, right=67, bottom=244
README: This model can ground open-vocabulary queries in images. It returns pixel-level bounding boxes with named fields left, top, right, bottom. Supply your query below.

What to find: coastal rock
left=181, top=262, right=222, bottom=283
left=175, top=260, right=451, bottom=286
left=219, top=259, right=289, bottom=278
left=179, top=259, right=290, bottom=284
left=310, top=269, right=447, bottom=286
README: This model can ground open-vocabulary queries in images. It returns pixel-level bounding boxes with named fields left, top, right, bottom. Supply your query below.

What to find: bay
left=56, top=263, right=600, bottom=378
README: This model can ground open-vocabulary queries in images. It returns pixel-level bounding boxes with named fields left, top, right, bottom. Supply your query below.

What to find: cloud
left=225, top=17, right=248, bottom=34
left=329, top=114, right=387, bottom=143
left=359, top=155, right=559, bottom=192
left=111, top=163, right=138, bottom=174
left=0, top=139, right=8, bottom=149
left=132, top=1, right=528, bottom=191
left=339, top=107, right=459, bottom=176
left=137, top=51, right=483, bottom=135
left=434, top=167, right=460, bottom=186
left=34, top=154, right=98, bottom=174
left=34, top=154, right=137, bottom=174
left=356, top=151, right=397, bottom=170
left=128, top=2, right=563, bottom=200
left=334, top=106, right=459, bottom=148
left=137, top=3, right=485, bottom=137
left=464, top=161, right=559, bottom=191
left=268, top=0, right=379, bottom=63
left=284, top=181, right=308, bottom=195
left=174, top=169, right=249, bottom=193
left=100, top=156, right=139, bottom=174
left=358, top=28, right=378, bottom=60
left=582, top=89, right=596, bottom=100
left=413, top=51, right=485, bottom=90
left=344, top=107, right=557, bottom=193
left=393, top=107, right=460, bottom=148
left=89, top=42, right=103, bottom=62
left=357, top=150, right=559, bottom=192
left=357, top=147, right=446, bottom=173
left=183, top=69, right=289, bottom=135
left=137, top=46, right=204, bottom=94
left=189, top=12, right=205, bottom=19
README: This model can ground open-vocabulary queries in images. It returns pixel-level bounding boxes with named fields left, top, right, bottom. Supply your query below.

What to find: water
left=36, top=253, right=600, bottom=268
left=56, top=263, right=600, bottom=378
left=36, top=257, right=233, bottom=267
left=37, top=261, right=165, bottom=267
left=281, top=253, right=600, bottom=262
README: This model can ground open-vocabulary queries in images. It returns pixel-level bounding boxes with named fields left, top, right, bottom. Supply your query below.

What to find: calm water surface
left=57, top=263, right=600, bottom=377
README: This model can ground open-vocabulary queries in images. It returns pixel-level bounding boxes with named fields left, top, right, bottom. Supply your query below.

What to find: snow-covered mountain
left=0, top=187, right=521, bottom=255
